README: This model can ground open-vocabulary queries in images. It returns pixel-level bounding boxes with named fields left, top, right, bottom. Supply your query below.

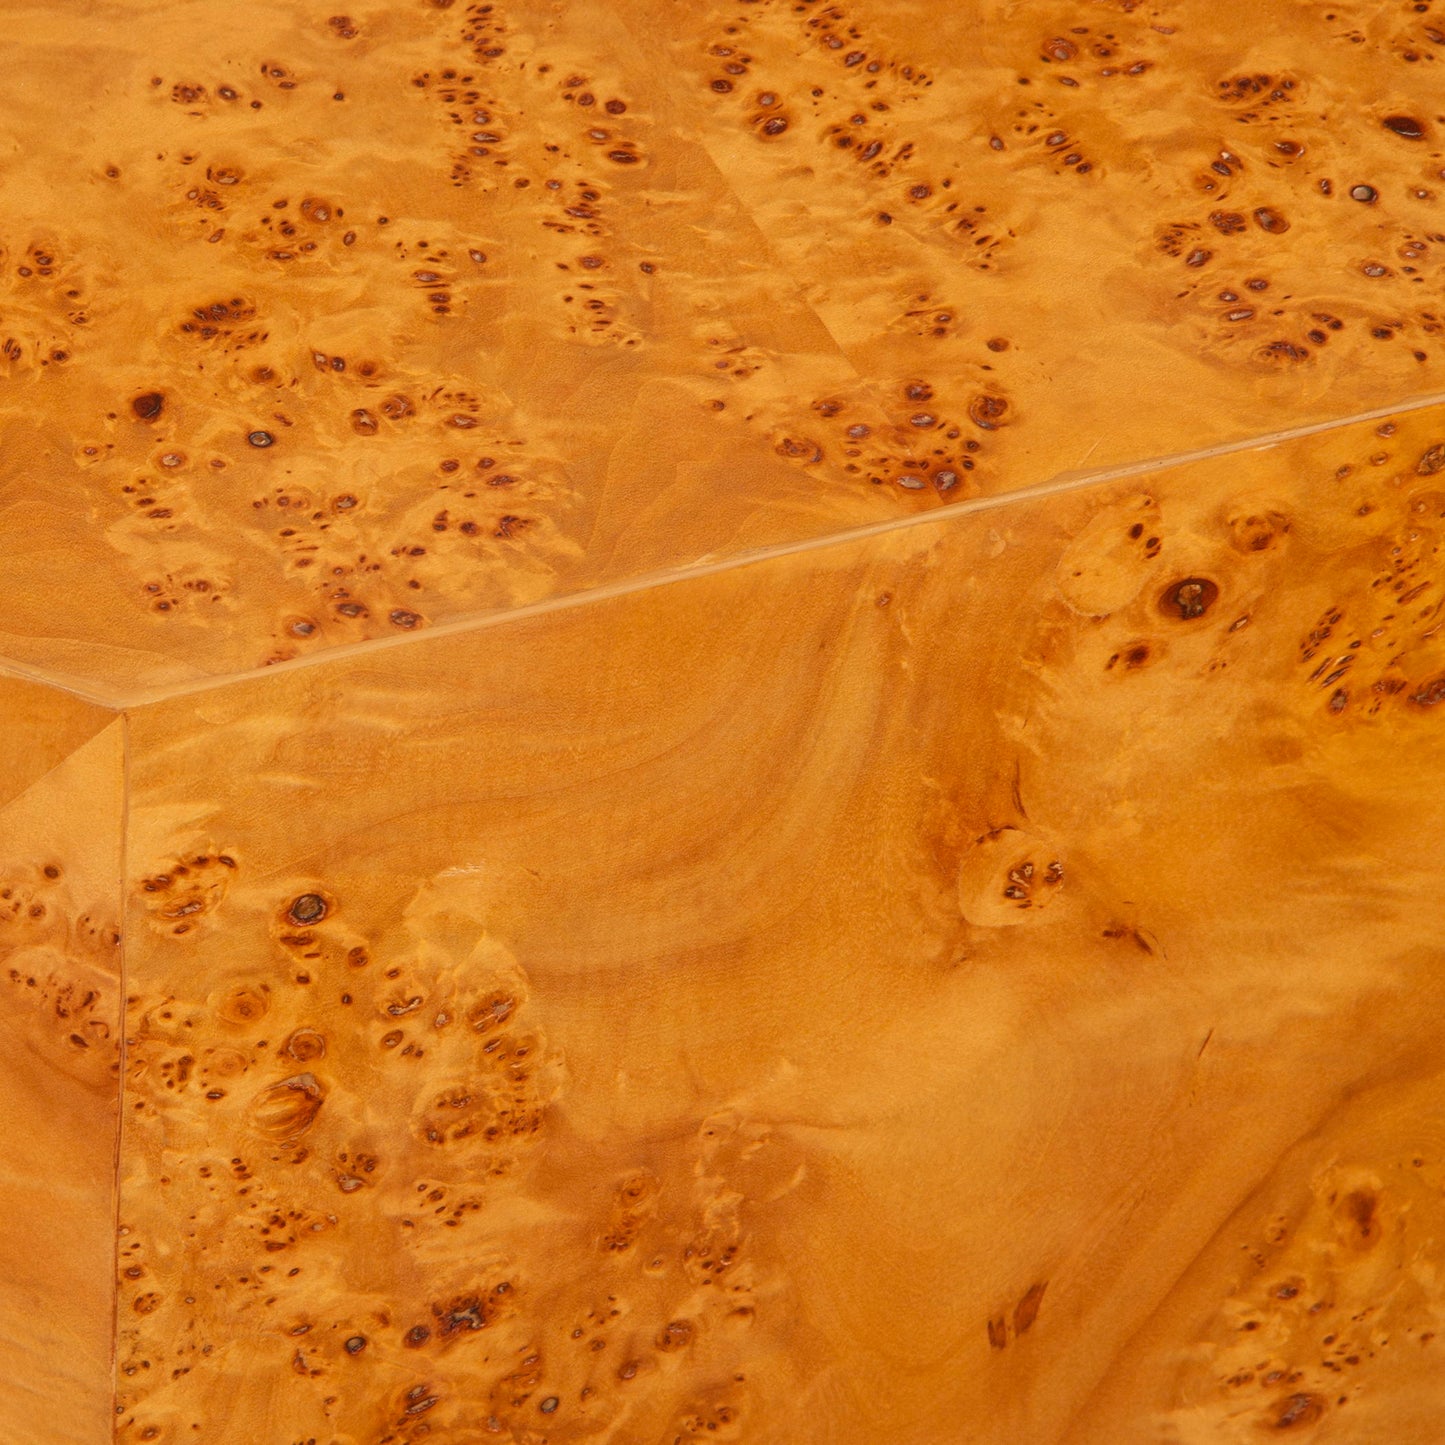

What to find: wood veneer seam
left=8, top=385, right=1445, bottom=710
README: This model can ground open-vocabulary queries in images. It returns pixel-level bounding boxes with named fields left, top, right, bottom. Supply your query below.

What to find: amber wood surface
left=0, top=716, right=123, bottom=1445
left=5, top=0, right=1445, bottom=689
left=107, top=403, right=1445, bottom=1443
left=8, top=2, right=1445, bottom=1440
left=0, top=676, right=117, bottom=810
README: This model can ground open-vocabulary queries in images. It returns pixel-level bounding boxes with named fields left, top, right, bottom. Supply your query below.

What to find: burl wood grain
left=8, top=2, right=1445, bottom=1440
left=108, top=403, right=1445, bottom=1443
left=6, top=0, right=1445, bottom=690
left=0, top=713, right=123, bottom=1445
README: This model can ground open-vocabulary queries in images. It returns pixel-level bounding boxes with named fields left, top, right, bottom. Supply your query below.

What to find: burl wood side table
left=5, top=3, right=1445, bottom=1441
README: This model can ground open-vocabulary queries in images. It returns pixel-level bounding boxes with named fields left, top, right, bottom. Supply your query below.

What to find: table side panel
left=0, top=714, right=124, bottom=1444
left=117, top=403, right=1445, bottom=1443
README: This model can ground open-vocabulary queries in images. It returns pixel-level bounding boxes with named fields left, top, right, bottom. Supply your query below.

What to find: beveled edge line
left=107, top=710, right=132, bottom=1441
left=0, top=654, right=126, bottom=709
left=8, top=385, right=1445, bottom=711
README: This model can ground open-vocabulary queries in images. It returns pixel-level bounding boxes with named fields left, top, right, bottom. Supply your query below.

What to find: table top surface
left=4, top=0, right=1445, bottom=698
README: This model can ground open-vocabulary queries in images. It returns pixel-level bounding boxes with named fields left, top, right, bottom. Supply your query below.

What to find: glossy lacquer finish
left=5, top=2, right=1445, bottom=1443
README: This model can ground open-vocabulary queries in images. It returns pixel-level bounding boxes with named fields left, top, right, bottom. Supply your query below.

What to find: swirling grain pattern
left=7, top=3, right=1445, bottom=1442
left=107, top=404, right=1445, bottom=1441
